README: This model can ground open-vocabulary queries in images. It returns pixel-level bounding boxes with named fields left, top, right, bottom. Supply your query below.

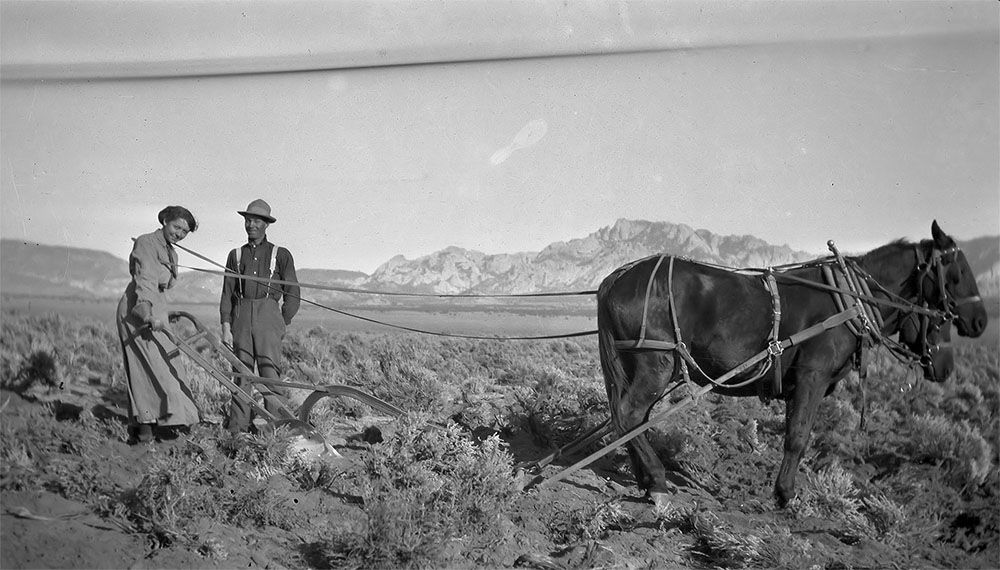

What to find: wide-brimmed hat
left=238, top=199, right=276, bottom=223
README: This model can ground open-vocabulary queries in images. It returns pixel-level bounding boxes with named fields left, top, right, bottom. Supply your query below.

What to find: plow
left=164, top=311, right=404, bottom=456
left=164, top=308, right=630, bottom=483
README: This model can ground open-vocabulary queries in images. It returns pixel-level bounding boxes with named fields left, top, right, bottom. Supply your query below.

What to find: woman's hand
left=132, top=300, right=153, bottom=322
left=148, top=319, right=166, bottom=332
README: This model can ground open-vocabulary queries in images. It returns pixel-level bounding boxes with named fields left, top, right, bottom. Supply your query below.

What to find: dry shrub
left=792, top=460, right=870, bottom=540
left=3, top=340, right=61, bottom=394
left=339, top=340, right=455, bottom=415
left=576, top=500, right=633, bottom=540
left=862, top=493, right=908, bottom=545
left=902, top=413, right=993, bottom=490
left=793, top=459, right=911, bottom=546
left=217, top=427, right=353, bottom=493
left=46, top=454, right=122, bottom=509
left=1, top=312, right=123, bottom=393
left=546, top=499, right=634, bottom=544
left=325, top=414, right=516, bottom=569
left=0, top=401, right=125, bottom=518
left=652, top=499, right=697, bottom=528
left=182, top=365, right=232, bottom=420
left=216, top=427, right=290, bottom=466
left=0, top=421, right=37, bottom=490
left=560, top=500, right=635, bottom=543
left=680, top=510, right=782, bottom=568
left=514, top=364, right=606, bottom=450
left=944, top=381, right=985, bottom=416
left=120, top=437, right=298, bottom=548
left=2, top=402, right=114, bottom=461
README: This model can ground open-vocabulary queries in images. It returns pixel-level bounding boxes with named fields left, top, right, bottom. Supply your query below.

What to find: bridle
left=914, top=244, right=982, bottom=322
left=899, top=309, right=950, bottom=380
left=849, top=242, right=973, bottom=380
left=900, top=243, right=978, bottom=380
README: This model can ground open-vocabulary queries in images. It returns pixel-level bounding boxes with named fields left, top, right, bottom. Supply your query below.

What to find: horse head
left=920, top=220, right=988, bottom=338
left=898, top=312, right=954, bottom=382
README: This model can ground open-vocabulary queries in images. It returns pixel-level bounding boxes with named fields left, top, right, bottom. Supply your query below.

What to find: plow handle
left=161, top=327, right=278, bottom=422
left=165, top=312, right=283, bottom=421
left=163, top=313, right=336, bottom=449
left=168, top=312, right=297, bottom=421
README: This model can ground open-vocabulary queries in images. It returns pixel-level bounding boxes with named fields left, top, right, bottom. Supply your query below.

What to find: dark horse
left=597, top=221, right=986, bottom=507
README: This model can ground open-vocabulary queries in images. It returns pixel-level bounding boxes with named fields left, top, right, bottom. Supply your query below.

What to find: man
left=220, top=199, right=301, bottom=433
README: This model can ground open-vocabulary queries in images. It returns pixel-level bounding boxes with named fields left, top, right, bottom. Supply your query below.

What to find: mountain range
left=2, top=219, right=997, bottom=305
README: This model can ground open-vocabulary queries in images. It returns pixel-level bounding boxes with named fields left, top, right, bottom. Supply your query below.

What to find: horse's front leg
left=775, top=370, right=827, bottom=507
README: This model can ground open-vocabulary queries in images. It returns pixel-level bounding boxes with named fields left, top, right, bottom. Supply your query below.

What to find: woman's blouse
left=129, top=229, right=178, bottom=323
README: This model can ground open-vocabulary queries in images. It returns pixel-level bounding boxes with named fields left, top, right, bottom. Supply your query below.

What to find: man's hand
left=221, top=322, right=233, bottom=347
left=148, top=319, right=166, bottom=332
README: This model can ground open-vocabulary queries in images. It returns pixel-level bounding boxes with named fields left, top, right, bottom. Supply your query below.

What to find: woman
left=116, top=205, right=201, bottom=443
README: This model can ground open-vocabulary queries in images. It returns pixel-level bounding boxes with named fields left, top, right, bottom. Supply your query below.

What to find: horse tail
left=597, top=273, right=628, bottom=433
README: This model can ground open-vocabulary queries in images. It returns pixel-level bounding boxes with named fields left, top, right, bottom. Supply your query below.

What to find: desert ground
left=2, top=295, right=997, bottom=569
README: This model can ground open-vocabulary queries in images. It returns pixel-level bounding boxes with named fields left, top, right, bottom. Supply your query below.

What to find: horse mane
left=858, top=238, right=911, bottom=260
left=863, top=237, right=941, bottom=257
left=855, top=238, right=930, bottom=288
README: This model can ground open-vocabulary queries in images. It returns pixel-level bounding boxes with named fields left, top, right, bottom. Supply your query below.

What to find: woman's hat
left=238, top=199, right=276, bottom=223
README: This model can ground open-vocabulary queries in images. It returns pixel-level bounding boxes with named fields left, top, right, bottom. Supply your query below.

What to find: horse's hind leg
left=615, top=352, right=676, bottom=501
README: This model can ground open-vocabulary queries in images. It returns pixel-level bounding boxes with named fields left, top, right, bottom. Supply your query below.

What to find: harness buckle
left=767, top=340, right=784, bottom=357
left=858, top=312, right=873, bottom=333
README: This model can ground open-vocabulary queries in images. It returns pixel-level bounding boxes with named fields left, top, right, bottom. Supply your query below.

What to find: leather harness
left=612, top=241, right=961, bottom=397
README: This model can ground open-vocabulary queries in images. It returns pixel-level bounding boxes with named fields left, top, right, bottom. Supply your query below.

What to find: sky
left=2, top=1, right=998, bottom=274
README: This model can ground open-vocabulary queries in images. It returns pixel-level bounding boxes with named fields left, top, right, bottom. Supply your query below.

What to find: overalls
left=226, top=244, right=294, bottom=432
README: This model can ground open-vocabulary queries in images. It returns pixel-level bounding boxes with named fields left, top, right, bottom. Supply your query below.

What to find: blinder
left=914, top=309, right=950, bottom=375
left=914, top=244, right=980, bottom=323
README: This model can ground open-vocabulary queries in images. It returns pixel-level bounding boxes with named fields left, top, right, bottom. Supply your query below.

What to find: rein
left=171, top=242, right=598, bottom=341
left=172, top=242, right=597, bottom=298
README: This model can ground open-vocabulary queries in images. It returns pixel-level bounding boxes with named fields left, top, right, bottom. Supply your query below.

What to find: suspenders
left=233, top=243, right=277, bottom=299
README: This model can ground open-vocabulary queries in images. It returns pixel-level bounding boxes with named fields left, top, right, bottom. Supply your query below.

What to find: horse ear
left=931, top=220, right=952, bottom=248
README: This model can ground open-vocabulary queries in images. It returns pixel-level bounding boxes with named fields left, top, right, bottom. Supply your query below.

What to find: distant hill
left=0, top=239, right=375, bottom=305
left=365, top=219, right=819, bottom=294
left=0, top=240, right=130, bottom=299
left=1, top=221, right=996, bottom=307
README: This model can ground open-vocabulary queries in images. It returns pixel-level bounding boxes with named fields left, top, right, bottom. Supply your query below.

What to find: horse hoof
left=776, top=494, right=800, bottom=510
left=649, top=490, right=702, bottom=522
left=650, top=488, right=705, bottom=511
left=649, top=491, right=672, bottom=509
left=512, top=468, right=528, bottom=493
